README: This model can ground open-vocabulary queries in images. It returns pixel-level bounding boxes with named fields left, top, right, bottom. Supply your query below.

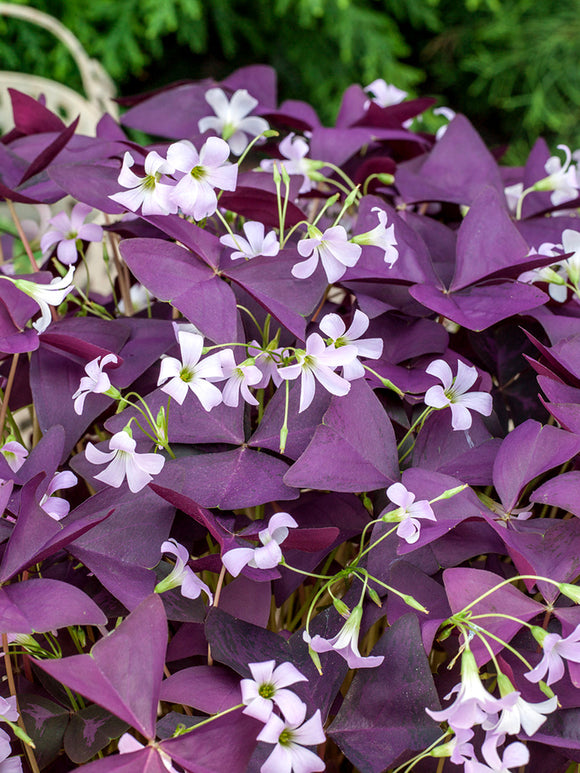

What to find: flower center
left=180, top=366, right=195, bottom=383
left=258, top=682, right=276, bottom=699
left=66, top=230, right=78, bottom=240
left=190, top=165, right=207, bottom=180
left=335, top=336, right=348, bottom=348
left=278, top=729, right=293, bottom=746
left=142, top=173, right=159, bottom=191
left=222, top=122, right=236, bottom=141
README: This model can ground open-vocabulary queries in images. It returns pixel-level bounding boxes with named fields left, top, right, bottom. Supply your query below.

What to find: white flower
left=351, top=207, right=398, bottom=266
left=39, top=471, right=77, bottom=521
left=72, top=353, right=119, bottom=415
left=9, top=265, right=75, bottom=333
left=109, top=151, right=177, bottom=216
left=305, top=605, right=384, bottom=670
left=535, top=144, right=579, bottom=207
left=198, top=88, right=270, bottom=156
left=85, top=430, right=165, bottom=493
left=292, top=225, right=361, bottom=284
left=318, top=309, right=383, bottom=380
left=504, top=182, right=524, bottom=214
left=157, top=328, right=225, bottom=411
left=248, top=340, right=284, bottom=389
left=433, top=106, right=456, bottom=140
left=424, top=359, right=492, bottom=431
left=381, top=482, right=436, bottom=544
left=220, top=351, right=263, bottom=407
left=241, top=660, right=308, bottom=724
left=363, top=79, right=407, bottom=109
left=277, top=333, right=357, bottom=413
left=482, top=691, right=557, bottom=741
left=40, top=202, right=103, bottom=265
left=166, top=137, right=238, bottom=220
left=220, top=221, right=280, bottom=260
left=155, top=539, right=213, bottom=602
left=0, top=440, right=28, bottom=473
left=260, top=134, right=318, bottom=194
left=257, top=705, right=326, bottom=773
left=222, top=512, right=298, bottom=577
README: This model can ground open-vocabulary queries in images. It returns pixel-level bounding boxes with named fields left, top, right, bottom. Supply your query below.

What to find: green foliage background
left=1, top=0, right=580, bottom=162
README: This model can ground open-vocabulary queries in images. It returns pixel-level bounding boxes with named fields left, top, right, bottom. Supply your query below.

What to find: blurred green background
left=1, top=0, right=579, bottom=163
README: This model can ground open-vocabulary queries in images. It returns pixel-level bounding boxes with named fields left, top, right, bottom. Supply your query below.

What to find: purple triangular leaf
left=159, top=665, right=241, bottom=714
left=64, top=704, right=129, bottom=764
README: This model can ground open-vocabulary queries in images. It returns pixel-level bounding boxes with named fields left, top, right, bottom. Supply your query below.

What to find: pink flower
left=9, top=265, right=75, bottom=333
left=109, top=151, right=177, bottom=216
left=166, top=137, right=237, bottom=220
left=72, top=353, right=119, bottom=415
left=241, top=660, right=308, bottom=724
left=540, top=144, right=579, bottom=207
left=424, top=359, right=492, bottom=431
left=257, top=705, right=326, bottom=773
left=40, top=203, right=103, bottom=265
left=0, top=440, right=28, bottom=473
left=248, top=340, right=284, bottom=389
left=525, top=624, right=580, bottom=685
left=305, top=605, right=384, bottom=670
left=318, top=309, right=383, bottom=381
left=220, top=351, right=263, bottom=408
left=260, top=134, right=318, bottom=194
left=468, top=738, right=529, bottom=772
left=85, top=430, right=165, bottom=493
left=220, top=221, right=280, bottom=260
left=277, top=333, right=357, bottom=413
left=222, top=512, right=298, bottom=577
left=198, top=88, right=269, bottom=155
left=39, top=471, right=77, bottom=521
left=155, top=539, right=213, bottom=602
left=292, top=225, right=361, bottom=283
left=351, top=207, right=398, bottom=266
left=381, top=482, right=436, bottom=544
left=157, top=327, right=225, bottom=411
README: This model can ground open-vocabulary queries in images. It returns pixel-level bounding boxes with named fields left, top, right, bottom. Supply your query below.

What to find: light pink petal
left=292, top=252, right=319, bottom=280
left=48, top=210, right=72, bottom=233
left=41, top=496, right=70, bottom=521
left=499, top=741, right=530, bottom=769
left=257, top=713, right=286, bottom=745
left=426, top=359, right=453, bottom=389
left=277, top=363, right=302, bottom=381
left=292, top=710, right=326, bottom=745
left=272, top=661, right=307, bottom=689
left=345, top=309, right=370, bottom=339
left=274, top=692, right=311, bottom=731
left=158, top=356, right=183, bottom=384
left=47, top=470, right=77, bottom=497
left=386, top=482, right=413, bottom=509
left=261, top=231, right=280, bottom=256
left=109, top=186, right=145, bottom=213
left=205, top=163, right=238, bottom=193
left=298, top=369, right=316, bottom=413
left=181, top=571, right=212, bottom=602
left=199, top=136, right=232, bottom=168
left=222, top=547, right=255, bottom=577
left=397, top=518, right=420, bottom=544
left=94, top=454, right=127, bottom=489
left=166, top=140, right=199, bottom=172
left=178, top=331, right=204, bottom=368
left=40, top=230, right=63, bottom=253
left=354, top=337, right=383, bottom=360
left=116, top=152, right=139, bottom=187
left=123, top=456, right=156, bottom=493
left=319, top=250, right=347, bottom=284
left=319, top=313, right=346, bottom=340
left=78, top=223, right=103, bottom=243
left=84, top=442, right=116, bottom=465
left=222, top=377, right=242, bottom=408
left=459, top=391, right=493, bottom=417
left=190, top=379, right=223, bottom=411
left=260, top=743, right=293, bottom=773
left=409, top=500, right=436, bottom=521
left=313, top=365, right=351, bottom=398
left=160, top=376, right=189, bottom=405
left=452, top=360, right=478, bottom=395
left=449, top=403, right=473, bottom=431
left=198, top=115, right=222, bottom=135
left=424, top=384, right=450, bottom=409
left=203, top=87, right=231, bottom=118
left=229, top=89, right=258, bottom=119
left=243, top=221, right=265, bottom=250
left=252, top=540, right=282, bottom=569
left=297, top=237, right=319, bottom=258
left=242, top=694, right=274, bottom=723
left=268, top=512, right=298, bottom=540
left=227, top=130, right=250, bottom=156
left=69, top=202, right=92, bottom=230
left=109, top=432, right=136, bottom=453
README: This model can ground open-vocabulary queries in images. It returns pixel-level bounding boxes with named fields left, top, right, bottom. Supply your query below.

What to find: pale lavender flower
left=525, top=623, right=580, bottom=685
left=222, top=512, right=298, bottom=577
left=305, top=605, right=384, bottom=670
left=109, top=151, right=177, bottom=216
left=155, top=539, right=213, bottom=602
left=381, top=482, right=436, bottom=544
left=220, top=351, right=263, bottom=407
left=0, top=697, right=18, bottom=722
left=166, top=137, right=237, bottom=220
left=85, top=430, right=165, bottom=493
left=277, top=333, right=357, bottom=413
left=257, top=705, right=326, bottom=773
left=469, top=737, right=529, bottom=773
left=72, top=353, right=119, bottom=415
left=318, top=309, right=383, bottom=380
left=220, top=221, right=280, bottom=260
left=0, top=440, right=28, bottom=473
left=9, top=265, right=75, bottom=333
left=157, top=328, right=225, bottom=411
left=424, top=359, right=492, bottom=431
left=351, top=207, right=398, bottom=266
left=198, top=88, right=270, bottom=155
left=248, top=340, right=284, bottom=389
left=40, top=471, right=77, bottom=521
left=426, top=649, right=503, bottom=731
left=260, top=133, right=318, bottom=194
left=241, top=660, right=308, bottom=724
left=539, top=144, right=579, bottom=207
left=40, top=203, right=103, bottom=265
left=0, top=726, right=22, bottom=773
left=292, top=225, right=361, bottom=283
left=363, top=79, right=407, bottom=109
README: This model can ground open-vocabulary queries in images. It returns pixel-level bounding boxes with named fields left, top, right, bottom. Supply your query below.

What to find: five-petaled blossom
left=381, top=482, right=436, bottom=544
left=72, top=353, right=119, bottom=415
left=40, top=471, right=78, bottom=521
left=482, top=687, right=557, bottom=752
left=157, top=327, right=226, bottom=411
left=472, top=737, right=530, bottom=773
left=351, top=207, right=399, bottom=266
left=241, top=660, right=308, bottom=724
left=292, top=225, right=361, bottom=284
left=220, top=221, right=280, bottom=260
left=220, top=351, right=263, bottom=407
left=155, top=539, right=213, bottom=602
left=198, top=88, right=269, bottom=155
left=305, top=605, right=384, bottom=670
left=85, top=429, right=165, bottom=493
left=0, top=440, right=28, bottom=472
left=257, top=704, right=326, bottom=773
left=7, top=265, right=75, bottom=334
left=260, top=133, right=320, bottom=194
left=40, top=202, right=103, bottom=265
left=277, top=333, right=357, bottom=413
left=537, top=144, right=579, bottom=207
left=318, top=309, right=383, bottom=381
left=525, top=623, right=580, bottom=685
left=109, top=151, right=176, bottom=216
left=424, top=359, right=492, bottom=431
left=426, top=649, right=503, bottom=731
left=222, top=512, right=298, bottom=577
left=166, top=137, right=237, bottom=220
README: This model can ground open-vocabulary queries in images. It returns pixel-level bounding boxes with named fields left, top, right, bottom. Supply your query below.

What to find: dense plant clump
left=2, top=64, right=580, bottom=772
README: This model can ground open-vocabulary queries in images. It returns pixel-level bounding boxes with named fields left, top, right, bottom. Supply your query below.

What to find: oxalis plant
left=1, top=67, right=580, bottom=773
